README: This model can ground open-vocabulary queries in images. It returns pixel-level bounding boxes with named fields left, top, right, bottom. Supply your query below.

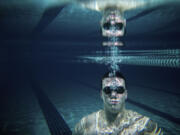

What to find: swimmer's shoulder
left=125, top=109, right=163, bottom=135
left=124, top=109, right=149, bottom=120
left=84, top=110, right=100, bottom=127
left=141, top=118, right=163, bottom=135
left=72, top=110, right=100, bottom=135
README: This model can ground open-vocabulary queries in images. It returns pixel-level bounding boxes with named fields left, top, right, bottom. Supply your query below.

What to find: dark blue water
left=1, top=40, right=179, bottom=135
left=1, top=1, right=180, bottom=135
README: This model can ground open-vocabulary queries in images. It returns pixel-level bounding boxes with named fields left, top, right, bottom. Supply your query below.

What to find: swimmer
left=72, top=71, right=163, bottom=135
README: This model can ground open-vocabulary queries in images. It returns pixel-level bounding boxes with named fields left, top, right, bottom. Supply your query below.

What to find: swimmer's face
left=101, top=10, right=126, bottom=37
left=101, top=77, right=127, bottom=113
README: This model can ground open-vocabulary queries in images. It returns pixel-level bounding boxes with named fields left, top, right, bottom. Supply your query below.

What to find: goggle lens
left=103, top=22, right=124, bottom=30
left=103, top=86, right=125, bottom=94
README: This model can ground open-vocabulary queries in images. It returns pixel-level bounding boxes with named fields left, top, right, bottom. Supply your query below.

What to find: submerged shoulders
left=74, top=110, right=100, bottom=129
left=124, top=109, right=149, bottom=120
left=123, top=109, right=150, bottom=130
left=124, top=109, right=163, bottom=134
left=73, top=110, right=101, bottom=135
left=83, top=110, right=100, bottom=126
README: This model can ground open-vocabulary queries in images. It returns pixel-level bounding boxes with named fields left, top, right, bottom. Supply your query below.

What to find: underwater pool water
left=2, top=62, right=180, bottom=135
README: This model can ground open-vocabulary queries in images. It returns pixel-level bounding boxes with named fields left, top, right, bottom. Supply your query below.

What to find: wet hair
left=102, top=71, right=125, bottom=79
left=101, top=71, right=126, bottom=89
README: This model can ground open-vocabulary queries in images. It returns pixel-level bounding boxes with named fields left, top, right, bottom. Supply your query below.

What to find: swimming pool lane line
left=31, top=81, right=72, bottom=135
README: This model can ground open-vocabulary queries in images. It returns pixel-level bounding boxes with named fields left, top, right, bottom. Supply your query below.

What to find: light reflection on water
left=78, top=49, right=180, bottom=68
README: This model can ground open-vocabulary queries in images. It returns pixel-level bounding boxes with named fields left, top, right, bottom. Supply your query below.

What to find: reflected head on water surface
left=101, top=9, right=126, bottom=37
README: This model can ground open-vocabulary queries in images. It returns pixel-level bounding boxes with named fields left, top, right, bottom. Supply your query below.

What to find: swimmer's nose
left=111, top=91, right=117, bottom=97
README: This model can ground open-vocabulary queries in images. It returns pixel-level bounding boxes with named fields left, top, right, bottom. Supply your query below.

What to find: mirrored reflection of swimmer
left=32, top=0, right=180, bottom=37
left=72, top=72, right=163, bottom=135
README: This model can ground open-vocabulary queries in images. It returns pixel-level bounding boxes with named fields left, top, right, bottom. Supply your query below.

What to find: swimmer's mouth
left=110, top=99, right=120, bottom=104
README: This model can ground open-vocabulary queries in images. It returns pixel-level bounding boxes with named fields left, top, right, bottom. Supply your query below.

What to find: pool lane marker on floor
left=31, top=82, right=72, bottom=135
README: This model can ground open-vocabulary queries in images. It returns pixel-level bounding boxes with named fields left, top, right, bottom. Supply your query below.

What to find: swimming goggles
left=103, top=86, right=125, bottom=94
left=103, top=22, right=124, bottom=30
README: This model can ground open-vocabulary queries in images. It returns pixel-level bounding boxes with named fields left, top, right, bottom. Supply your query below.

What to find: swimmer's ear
left=100, top=90, right=103, bottom=99
left=125, top=90, right=128, bottom=100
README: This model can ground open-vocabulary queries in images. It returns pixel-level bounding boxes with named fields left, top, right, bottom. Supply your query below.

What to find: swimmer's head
left=101, top=71, right=126, bottom=88
left=101, top=71, right=127, bottom=113
left=101, top=10, right=126, bottom=37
